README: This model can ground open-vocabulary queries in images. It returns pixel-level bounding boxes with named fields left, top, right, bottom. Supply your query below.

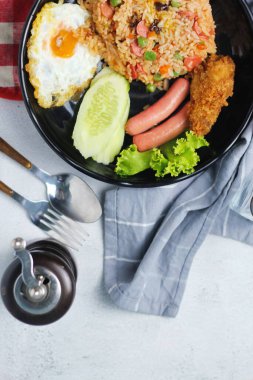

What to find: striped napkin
left=0, top=0, right=33, bottom=100
left=104, top=124, right=253, bottom=317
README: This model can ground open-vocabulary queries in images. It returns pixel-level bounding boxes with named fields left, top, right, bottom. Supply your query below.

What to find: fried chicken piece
left=189, top=55, right=235, bottom=136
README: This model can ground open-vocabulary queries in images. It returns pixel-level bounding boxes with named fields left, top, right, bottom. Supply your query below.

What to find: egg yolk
left=50, top=29, right=78, bottom=58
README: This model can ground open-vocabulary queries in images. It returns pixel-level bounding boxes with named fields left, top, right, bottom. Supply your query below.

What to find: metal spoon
left=0, top=138, right=102, bottom=223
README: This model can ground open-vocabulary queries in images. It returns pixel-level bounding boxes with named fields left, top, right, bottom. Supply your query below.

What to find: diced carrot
left=128, top=33, right=135, bottom=39
left=196, top=42, right=206, bottom=50
left=148, top=31, right=157, bottom=38
left=159, top=65, right=170, bottom=75
left=153, top=44, right=160, bottom=52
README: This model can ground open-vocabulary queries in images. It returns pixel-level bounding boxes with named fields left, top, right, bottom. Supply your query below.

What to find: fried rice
left=78, top=0, right=216, bottom=85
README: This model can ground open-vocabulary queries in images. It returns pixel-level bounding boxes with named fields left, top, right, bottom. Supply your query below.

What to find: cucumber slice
left=92, top=97, right=130, bottom=164
left=91, top=66, right=114, bottom=86
left=72, top=71, right=130, bottom=164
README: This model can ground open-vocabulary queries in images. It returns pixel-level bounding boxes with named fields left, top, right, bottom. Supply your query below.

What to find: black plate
left=19, top=0, right=253, bottom=187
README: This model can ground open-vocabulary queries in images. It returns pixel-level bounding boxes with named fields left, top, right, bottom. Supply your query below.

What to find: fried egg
left=26, top=2, right=100, bottom=108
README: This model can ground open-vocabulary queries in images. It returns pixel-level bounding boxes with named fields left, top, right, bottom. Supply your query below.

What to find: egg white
left=26, top=2, right=100, bottom=108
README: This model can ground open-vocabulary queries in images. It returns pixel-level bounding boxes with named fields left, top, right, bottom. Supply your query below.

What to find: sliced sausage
left=184, top=56, right=202, bottom=71
left=136, top=20, right=148, bottom=37
left=178, top=10, right=196, bottom=20
left=100, top=2, right=114, bottom=19
left=125, top=78, right=190, bottom=136
left=133, top=102, right=190, bottom=152
left=130, top=41, right=143, bottom=57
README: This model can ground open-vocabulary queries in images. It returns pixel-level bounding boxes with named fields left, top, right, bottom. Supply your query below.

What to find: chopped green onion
left=110, top=0, right=122, bottom=6
left=171, top=0, right=181, bottom=7
left=174, top=51, right=183, bottom=60
left=144, top=51, right=157, bottom=61
left=173, top=70, right=180, bottom=77
left=154, top=73, right=162, bottom=81
left=146, top=83, right=156, bottom=92
left=137, top=36, right=148, bottom=48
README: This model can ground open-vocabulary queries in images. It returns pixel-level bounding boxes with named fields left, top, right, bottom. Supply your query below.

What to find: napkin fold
left=0, top=0, right=33, bottom=100
left=104, top=124, right=253, bottom=317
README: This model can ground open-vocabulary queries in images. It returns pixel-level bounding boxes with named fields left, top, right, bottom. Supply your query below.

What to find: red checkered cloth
left=0, top=0, right=34, bottom=100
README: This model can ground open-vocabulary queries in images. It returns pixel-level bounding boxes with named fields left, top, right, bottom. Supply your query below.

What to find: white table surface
left=0, top=98, right=253, bottom=380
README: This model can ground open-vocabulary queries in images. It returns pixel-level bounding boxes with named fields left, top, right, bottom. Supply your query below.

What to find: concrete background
left=0, top=99, right=253, bottom=380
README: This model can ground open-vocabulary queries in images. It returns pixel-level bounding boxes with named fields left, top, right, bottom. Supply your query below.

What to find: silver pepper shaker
left=1, top=238, right=77, bottom=325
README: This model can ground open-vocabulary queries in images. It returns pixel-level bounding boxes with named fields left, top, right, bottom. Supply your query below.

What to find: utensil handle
left=0, top=181, right=14, bottom=196
left=0, top=180, right=30, bottom=210
left=0, top=138, right=32, bottom=169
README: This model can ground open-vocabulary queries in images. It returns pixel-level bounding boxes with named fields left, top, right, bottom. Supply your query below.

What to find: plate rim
left=18, top=0, right=253, bottom=188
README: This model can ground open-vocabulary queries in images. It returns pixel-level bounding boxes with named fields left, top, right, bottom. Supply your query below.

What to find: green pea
left=110, top=0, right=122, bottom=6
left=174, top=51, right=183, bottom=60
left=154, top=73, right=162, bottom=81
left=171, top=0, right=181, bottom=7
left=146, top=84, right=156, bottom=93
left=144, top=51, right=157, bottom=61
left=137, top=36, right=148, bottom=48
left=173, top=70, right=180, bottom=77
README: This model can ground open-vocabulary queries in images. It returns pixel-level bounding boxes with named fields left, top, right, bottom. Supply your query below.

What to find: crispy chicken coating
left=189, top=55, right=235, bottom=136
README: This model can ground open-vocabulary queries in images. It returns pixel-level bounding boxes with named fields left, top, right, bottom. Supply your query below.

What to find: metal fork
left=0, top=181, right=88, bottom=251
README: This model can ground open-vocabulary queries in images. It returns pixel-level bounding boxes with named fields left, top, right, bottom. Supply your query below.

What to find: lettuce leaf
left=150, top=149, right=168, bottom=177
left=115, top=131, right=209, bottom=178
left=160, top=131, right=209, bottom=177
left=115, top=144, right=153, bottom=176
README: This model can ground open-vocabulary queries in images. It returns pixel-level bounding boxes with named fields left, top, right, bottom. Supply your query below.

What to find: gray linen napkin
left=103, top=124, right=253, bottom=317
